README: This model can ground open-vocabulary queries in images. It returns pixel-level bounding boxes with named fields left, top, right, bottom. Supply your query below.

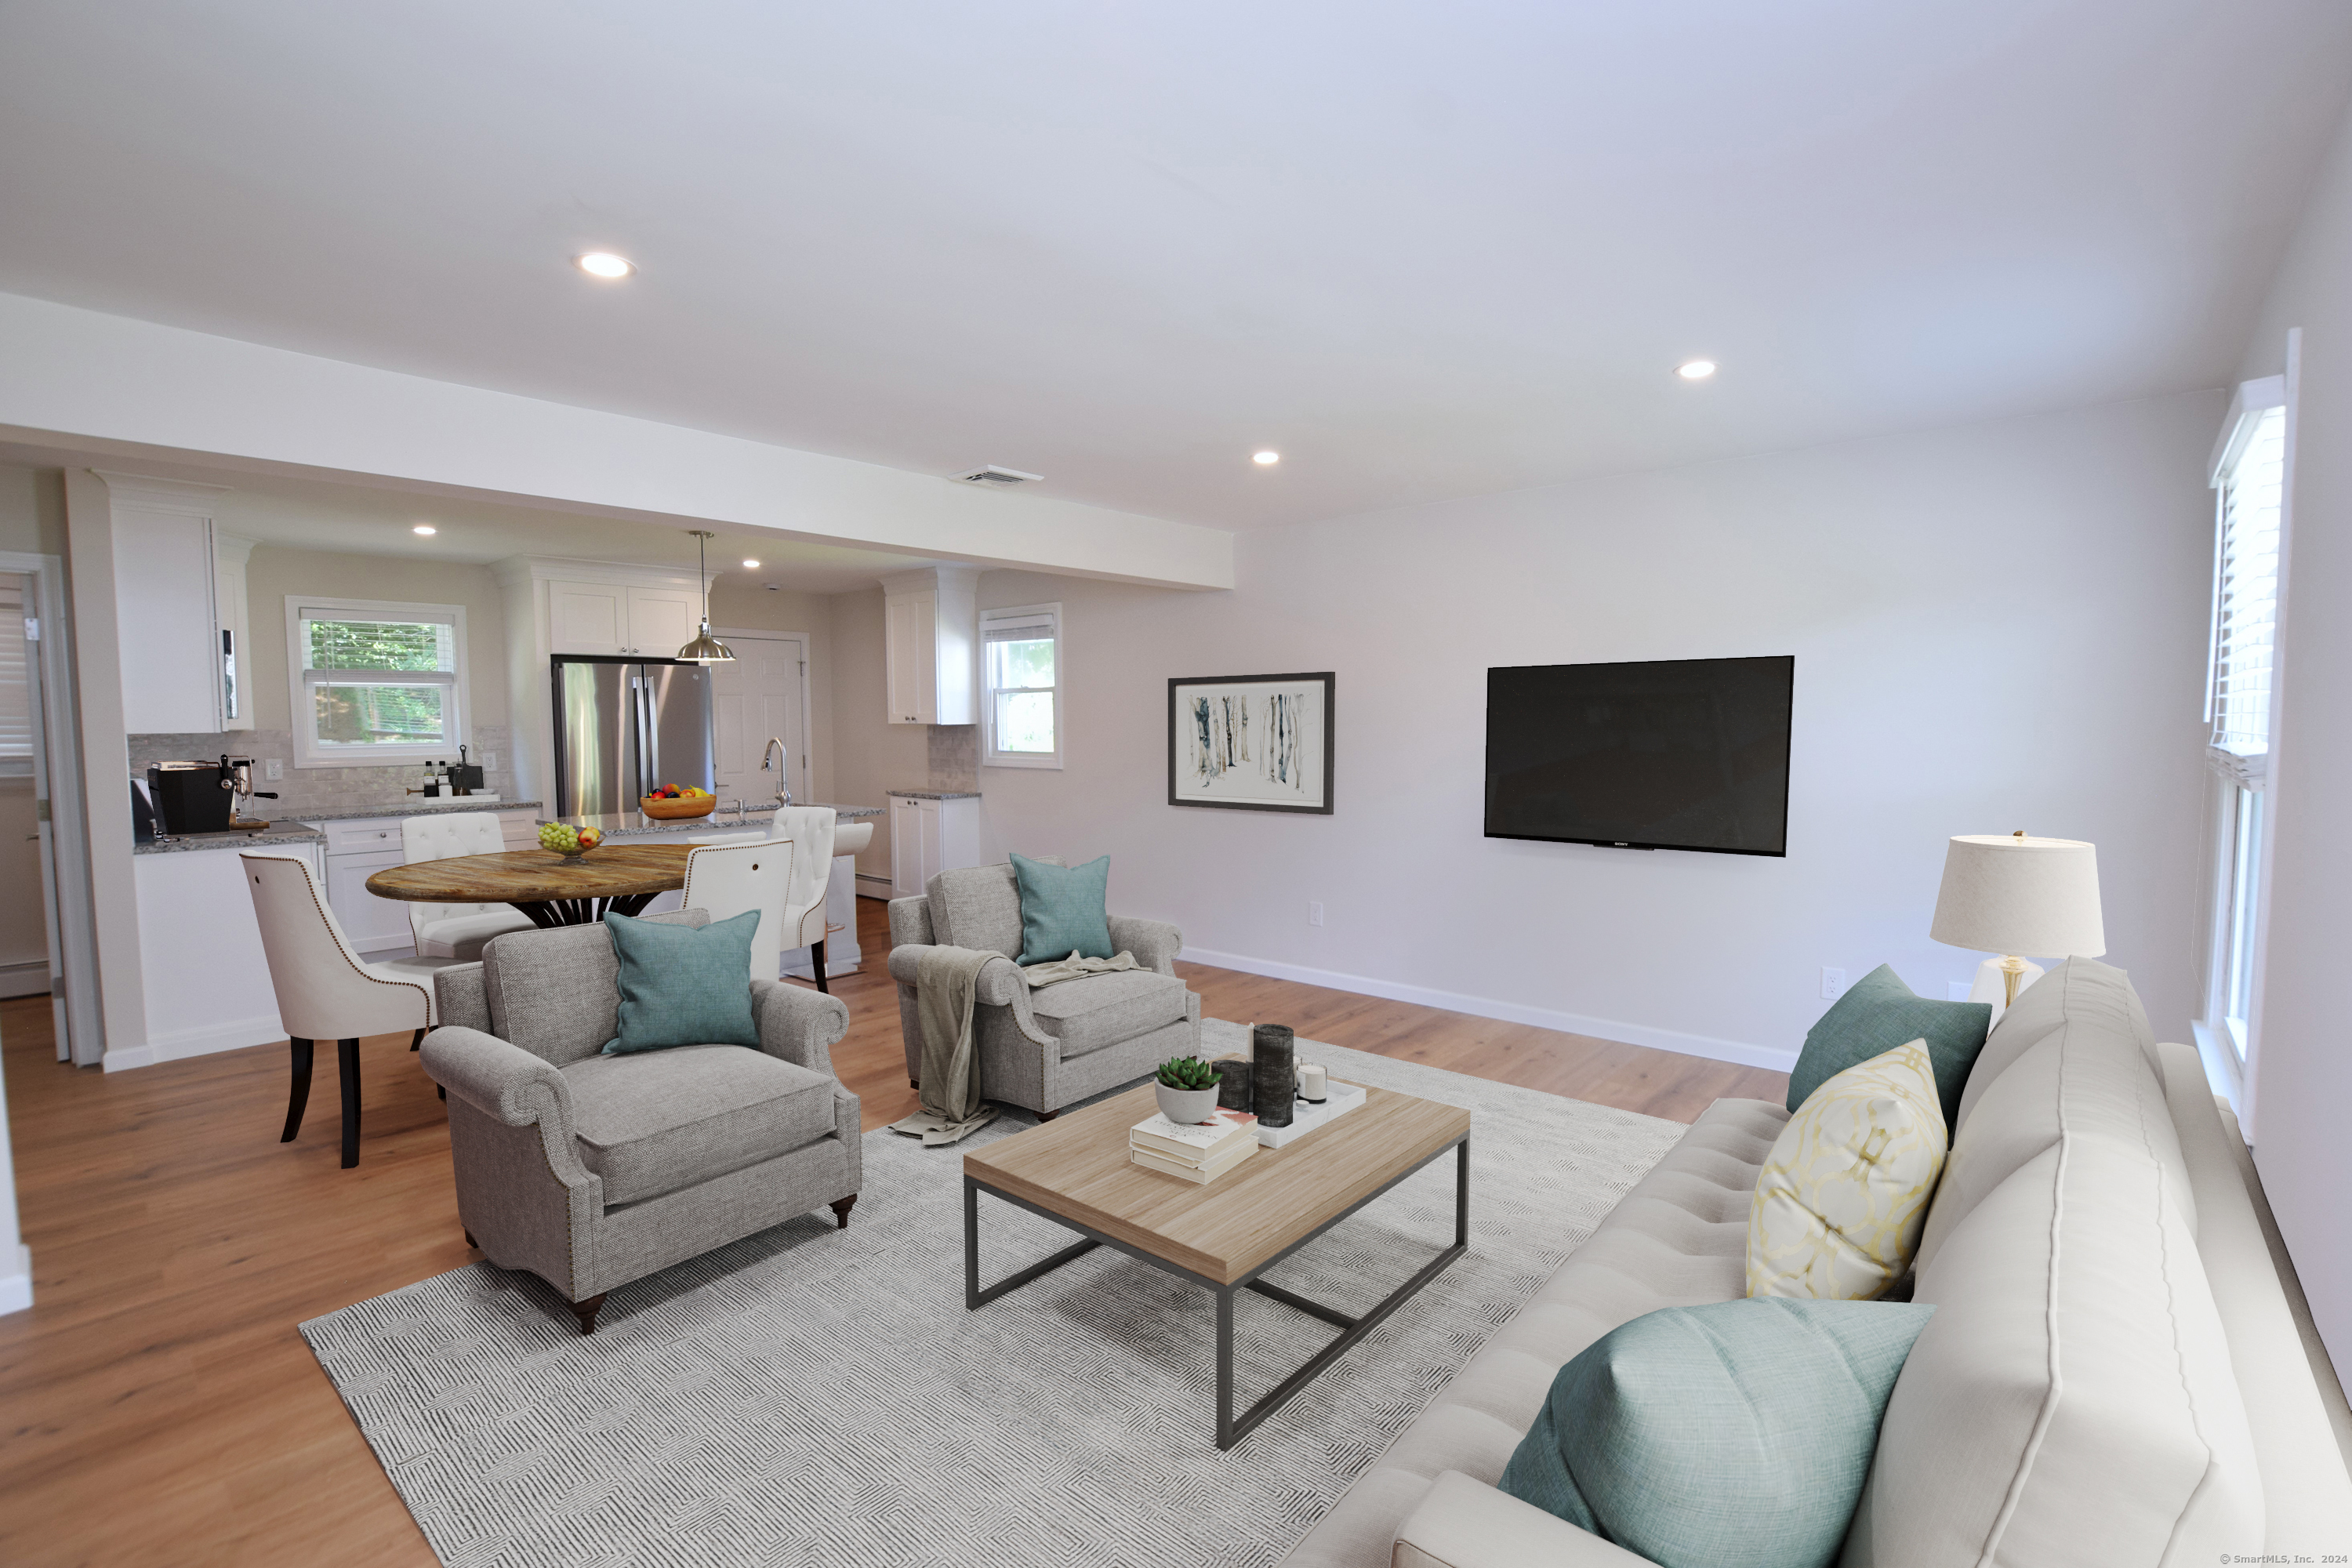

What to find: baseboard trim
left=0, top=960, right=51, bottom=1000
left=1177, top=946, right=1798, bottom=1073
left=103, top=1013, right=285, bottom=1072
left=0, top=1244, right=32, bottom=1316
left=855, top=873, right=895, bottom=898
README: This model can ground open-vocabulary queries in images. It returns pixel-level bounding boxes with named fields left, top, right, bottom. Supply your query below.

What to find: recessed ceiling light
left=742, top=559, right=760, bottom=570
left=576, top=252, right=634, bottom=279
left=1253, top=450, right=1280, bottom=466
left=1677, top=360, right=1717, bottom=380
left=412, top=524, right=437, bottom=535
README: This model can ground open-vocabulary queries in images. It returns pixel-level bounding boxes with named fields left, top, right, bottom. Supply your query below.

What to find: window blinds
left=981, top=608, right=1057, bottom=641
left=0, top=576, right=31, bottom=770
left=2206, top=403, right=2285, bottom=765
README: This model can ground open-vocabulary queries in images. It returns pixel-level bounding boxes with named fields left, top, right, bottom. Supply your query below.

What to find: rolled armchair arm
left=1108, top=915, right=1183, bottom=975
left=751, top=978, right=850, bottom=1077
left=1392, top=1472, right=1656, bottom=1568
left=423, top=1025, right=575, bottom=1127
left=886, top=942, right=933, bottom=988
left=884, top=945, right=1048, bottom=1044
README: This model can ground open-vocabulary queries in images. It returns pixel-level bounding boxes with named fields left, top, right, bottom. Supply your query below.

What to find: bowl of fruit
left=639, top=785, right=717, bottom=820
left=536, top=822, right=605, bottom=860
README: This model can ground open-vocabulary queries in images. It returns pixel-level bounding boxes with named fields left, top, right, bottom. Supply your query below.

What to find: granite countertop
left=289, top=798, right=543, bottom=822
left=540, top=802, right=884, bottom=837
left=887, top=789, right=982, bottom=800
left=135, top=826, right=327, bottom=856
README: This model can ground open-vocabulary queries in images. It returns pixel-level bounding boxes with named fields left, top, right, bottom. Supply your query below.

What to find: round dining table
left=365, top=844, right=698, bottom=927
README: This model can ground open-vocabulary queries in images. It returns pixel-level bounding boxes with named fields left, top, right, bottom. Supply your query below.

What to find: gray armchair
left=421, top=910, right=859, bottom=1334
left=887, top=862, right=1200, bottom=1119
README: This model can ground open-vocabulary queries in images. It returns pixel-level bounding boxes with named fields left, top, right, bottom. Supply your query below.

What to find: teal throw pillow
left=1009, top=851, right=1113, bottom=966
left=600, top=909, right=762, bottom=1055
left=1499, top=1298, right=1935, bottom=1568
left=1790, top=964, right=1990, bottom=1132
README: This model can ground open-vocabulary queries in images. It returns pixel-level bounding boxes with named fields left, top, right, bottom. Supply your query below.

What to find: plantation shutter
left=0, top=577, right=31, bottom=775
left=2205, top=387, right=2287, bottom=785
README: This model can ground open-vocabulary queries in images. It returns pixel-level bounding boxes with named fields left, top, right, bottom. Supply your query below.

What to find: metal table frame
left=510, top=893, right=659, bottom=927
left=965, top=1134, right=1469, bottom=1450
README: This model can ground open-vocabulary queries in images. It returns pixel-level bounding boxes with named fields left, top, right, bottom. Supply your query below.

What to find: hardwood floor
left=0, top=899, right=1784, bottom=1566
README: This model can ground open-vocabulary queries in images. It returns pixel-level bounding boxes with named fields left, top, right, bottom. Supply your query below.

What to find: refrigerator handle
left=631, top=673, right=652, bottom=803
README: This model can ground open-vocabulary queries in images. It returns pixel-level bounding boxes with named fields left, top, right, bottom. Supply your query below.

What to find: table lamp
left=1929, top=831, right=2106, bottom=1010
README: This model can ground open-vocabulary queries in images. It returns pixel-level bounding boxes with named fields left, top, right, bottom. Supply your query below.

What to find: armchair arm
left=886, top=942, right=933, bottom=988
left=1107, top=915, right=1184, bottom=975
left=423, top=1025, right=577, bottom=1129
left=884, top=945, right=1050, bottom=1045
left=752, top=978, right=851, bottom=1077
left=1392, top=1472, right=1655, bottom=1568
left=433, top=962, right=490, bottom=1033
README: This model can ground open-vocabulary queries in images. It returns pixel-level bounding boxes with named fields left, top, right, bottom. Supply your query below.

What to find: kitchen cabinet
left=111, top=500, right=223, bottom=734
left=548, top=580, right=702, bottom=656
left=303, top=809, right=541, bottom=956
left=880, top=566, right=978, bottom=724
left=888, top=793, right=980, bottom=898
left=132, top=839, right=324, bottom=1065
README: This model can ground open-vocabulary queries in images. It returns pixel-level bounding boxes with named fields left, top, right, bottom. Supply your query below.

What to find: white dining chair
left=770, top=804, right=842, bottom=993
left=680, top=838, right=797, bottom=983
left=398, top=811, right=535, bottom=959
left=241, top=852, right=441, bottom=1168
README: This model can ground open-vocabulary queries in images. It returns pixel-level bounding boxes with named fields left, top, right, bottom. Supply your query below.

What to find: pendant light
left=676, top=530, right=735, bottom=664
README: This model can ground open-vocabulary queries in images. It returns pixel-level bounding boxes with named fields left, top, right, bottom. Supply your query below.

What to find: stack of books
left=1130, top=1107, right=1258, bottom=1184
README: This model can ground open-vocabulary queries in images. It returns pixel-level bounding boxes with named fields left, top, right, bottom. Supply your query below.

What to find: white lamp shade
left=1929, top=833, right=2106, bottom=958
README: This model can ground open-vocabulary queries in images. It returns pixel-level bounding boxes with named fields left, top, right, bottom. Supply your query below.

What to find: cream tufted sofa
left=1277, top=957, right=2352, bottom=1567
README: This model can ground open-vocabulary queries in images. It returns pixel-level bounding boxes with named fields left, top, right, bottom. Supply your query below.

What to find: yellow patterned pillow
left=1748, top=1039, right=1949, bottom=1300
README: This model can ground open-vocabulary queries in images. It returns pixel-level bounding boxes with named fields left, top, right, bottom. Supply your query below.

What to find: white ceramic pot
left=1154, top=1082, right=1221, bottom=1125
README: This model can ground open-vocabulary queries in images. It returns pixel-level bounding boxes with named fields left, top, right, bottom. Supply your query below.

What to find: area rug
left=303, top=1020, right=1687, bottom=1567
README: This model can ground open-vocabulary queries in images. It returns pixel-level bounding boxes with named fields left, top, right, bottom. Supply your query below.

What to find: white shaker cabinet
left=548, top=580, right=702, bottom=656
left=880, top=566, right=977, bottom=724
left=888, top=793, right=980, bottom=898
left=303, top=810, right=542, bottom=956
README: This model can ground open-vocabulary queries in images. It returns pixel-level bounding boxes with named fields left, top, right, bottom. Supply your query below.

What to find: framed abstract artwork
left=1167, top=672, right=1334, bottom=814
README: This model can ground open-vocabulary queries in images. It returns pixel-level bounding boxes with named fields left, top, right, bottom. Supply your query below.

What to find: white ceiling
left=2, top=1, right=2347, bottom=532
left=0, top=437, right=942, bottom=591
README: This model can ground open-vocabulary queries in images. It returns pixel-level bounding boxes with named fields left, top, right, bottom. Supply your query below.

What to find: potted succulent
left=1154, top=1055, right=1224, bottom=1125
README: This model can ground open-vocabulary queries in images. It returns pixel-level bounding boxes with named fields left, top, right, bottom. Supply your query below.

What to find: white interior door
left=710, top=633, right=809, bottom=812
left=0, top=574, right=45, bottom=1000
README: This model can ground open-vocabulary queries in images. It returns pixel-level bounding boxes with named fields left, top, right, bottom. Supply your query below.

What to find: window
left=0, top=575, right=30, bottom=777
left=287, top=597, right=466, bottom=768
left=981, top=603, right=1061, bottom=768
left=2200, top=378, right=2289, bottom=1066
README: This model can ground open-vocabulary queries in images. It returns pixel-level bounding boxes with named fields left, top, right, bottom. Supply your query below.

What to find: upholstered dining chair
left=680, top=839, right=795, bottom=982
left=768, top=804, right=840, bottom=992
left=241, top=852, right=441, bottom=1168
left=398, top=811, right=535, bottom=960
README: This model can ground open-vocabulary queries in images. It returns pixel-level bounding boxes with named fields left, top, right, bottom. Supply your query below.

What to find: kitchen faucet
left=760, top=737, right=792, bottom=806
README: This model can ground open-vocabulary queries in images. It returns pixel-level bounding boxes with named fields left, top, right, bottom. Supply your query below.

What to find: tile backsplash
left=927, top=724, right=978, bottom=792
left=128, top=727, right=521, bottom=814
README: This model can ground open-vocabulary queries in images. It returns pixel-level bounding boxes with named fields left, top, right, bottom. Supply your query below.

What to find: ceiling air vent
left=953, top=465, right=1044, bottom=486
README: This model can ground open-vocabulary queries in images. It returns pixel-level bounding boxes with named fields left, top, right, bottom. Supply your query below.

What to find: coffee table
left=963, top=1080, right=1471, bottom=1449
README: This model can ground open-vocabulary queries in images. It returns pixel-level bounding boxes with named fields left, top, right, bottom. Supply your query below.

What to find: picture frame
left=1167, top=671, right=1334, bottom=814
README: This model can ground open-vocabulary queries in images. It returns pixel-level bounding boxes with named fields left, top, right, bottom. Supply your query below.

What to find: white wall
left=960, top=391, right=2219, bottom=1066
left=2234, top=99, right=2352, bottom=1382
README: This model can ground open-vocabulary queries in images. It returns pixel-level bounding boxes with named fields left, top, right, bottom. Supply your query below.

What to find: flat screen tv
left=1484, top=655, right=1793, bottom=856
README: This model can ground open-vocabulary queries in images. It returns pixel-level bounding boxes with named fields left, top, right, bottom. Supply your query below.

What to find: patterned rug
left=303, top=1020, right=1686, bottom=1567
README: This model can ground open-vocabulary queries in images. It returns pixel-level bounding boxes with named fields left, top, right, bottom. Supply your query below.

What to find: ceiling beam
left=0, top=292, right=1233, bottom=590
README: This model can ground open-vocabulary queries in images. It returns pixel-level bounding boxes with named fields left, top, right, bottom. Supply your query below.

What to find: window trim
left=285, top=595, right=469, bottom=770
left=980, top=601, right=1062, bottom=771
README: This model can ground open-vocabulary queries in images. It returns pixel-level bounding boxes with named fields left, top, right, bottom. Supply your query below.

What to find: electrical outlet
left=1308, top=901, right=1324, bottom=927
left=480, top=752, right=497, bottom=769
left=1820, top=967, right=1847, bottom=1000
left=263, top=758, right=283, bottom=781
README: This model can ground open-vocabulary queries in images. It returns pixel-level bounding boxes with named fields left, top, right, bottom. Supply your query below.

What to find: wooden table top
left=964, top=1082, right=1471, bottom=1285
left=364, top=844, right=695, bottom=903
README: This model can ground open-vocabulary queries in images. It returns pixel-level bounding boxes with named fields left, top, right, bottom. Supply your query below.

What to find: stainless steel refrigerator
left=551, top=656, right=716, bottom=817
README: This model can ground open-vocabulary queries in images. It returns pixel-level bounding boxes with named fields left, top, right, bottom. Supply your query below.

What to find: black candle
left=1214, top=1055, right=1253, bottom=1114
left=1251, top=1025, right=1296, bottom=1128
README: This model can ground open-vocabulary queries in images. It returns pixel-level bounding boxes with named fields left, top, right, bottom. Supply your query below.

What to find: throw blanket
left=1020, top=950, right=1142, bottom=989
left=888, top=946, right=1001, bottom=1148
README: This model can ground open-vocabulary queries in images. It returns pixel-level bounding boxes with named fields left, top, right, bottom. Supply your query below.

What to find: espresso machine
left=144, top=756, right=277, bottom=836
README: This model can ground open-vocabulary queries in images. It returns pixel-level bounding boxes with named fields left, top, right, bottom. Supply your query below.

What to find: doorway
left=0, top=553, right=96, bottom=1065
left=709, top=632, right=811, bottom=811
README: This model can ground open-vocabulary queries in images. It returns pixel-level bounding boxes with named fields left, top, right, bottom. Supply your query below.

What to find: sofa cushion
left=1749, top=1040, right=1947, bottom=1301
left=1010, top=851, right=1115, bottom=965
left=1954, top=954, right=2161, bottom=1131
left=563, top=1044, right=834, bottom=1207
left=1273, top=1098, right=1789, bottom=1568
left=482, top=909, right=708, bottom=1067
left=1844, top=1133, right=2263, bottom=1566
left=1915, top=957, right=2194, bottom=1276
left=601, top=909, right=762, bottom=1054
left=1025, top=968, right=1189, bottom=1059
left=416, top=908, right=536, bottom=960
left=1789, top=964, right=1989, bottom=1134
left=925, top=862, right=1030, bottom=959
left=1500, top=1298, right=1934, bottom=1568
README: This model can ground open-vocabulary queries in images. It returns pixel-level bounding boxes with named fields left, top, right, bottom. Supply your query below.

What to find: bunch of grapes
left=537, top=822, right=602, bottom=855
